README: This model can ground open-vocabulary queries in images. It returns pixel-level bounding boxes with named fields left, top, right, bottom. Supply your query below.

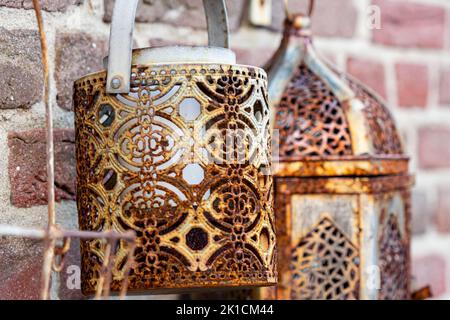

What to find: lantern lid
left=103, top=45, right=237, bottom=68
left=269, top=14, right=408, bottom=177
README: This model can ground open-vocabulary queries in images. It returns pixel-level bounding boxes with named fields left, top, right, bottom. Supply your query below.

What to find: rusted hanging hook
left=52, top=236, right=71, bottom=272
left=284, top=0, right=315, bottom=20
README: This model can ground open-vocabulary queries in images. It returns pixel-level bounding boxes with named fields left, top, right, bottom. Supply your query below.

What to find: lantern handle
left=106, top=0, right=230, bottom=94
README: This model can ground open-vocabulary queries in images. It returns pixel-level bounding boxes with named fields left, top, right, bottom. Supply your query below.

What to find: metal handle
left=106, top=0, right=230, bottom=94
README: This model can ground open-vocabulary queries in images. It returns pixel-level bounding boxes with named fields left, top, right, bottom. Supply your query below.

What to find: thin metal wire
left=31, top=0, right=58, bottom=300
left=119, top=240, right=136, bottom=299
left=102, top=239, right=118, bottom=298
left=0, top=225, right=135, bottom=242
left=31, top=1, right=55, bottom=227
left=95, top=241, right=113, bottom=299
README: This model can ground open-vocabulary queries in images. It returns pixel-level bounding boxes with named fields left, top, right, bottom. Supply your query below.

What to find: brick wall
left=0, top=0, right=449, bottom=299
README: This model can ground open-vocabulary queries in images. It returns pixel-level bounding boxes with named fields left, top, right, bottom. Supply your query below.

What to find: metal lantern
left=263, top=12, right=414, bottom=300
left=74, top=0, right=276, bottom=295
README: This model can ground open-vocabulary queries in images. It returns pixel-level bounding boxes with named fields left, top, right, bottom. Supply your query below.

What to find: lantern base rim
left=81, top=280, right=278, bottom=297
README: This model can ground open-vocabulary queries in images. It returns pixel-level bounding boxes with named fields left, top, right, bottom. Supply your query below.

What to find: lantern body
left=74, top=61, right=276, bottom=295
left=74, top=0, right=276, bottom=295
left=265, top=16, right=413, bottom=300
left=273, top=176, right=411, bottom=300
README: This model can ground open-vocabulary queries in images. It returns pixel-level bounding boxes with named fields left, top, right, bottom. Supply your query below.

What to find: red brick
left=439, top=68, right=450, bottom=106
left=436, top=187, right=450, bottom=234
left=58, top=238, right=84, bottom=300
left=0, top=238, right=43, bottom=300
left=347, top=57, right=387, bottom=99
left=418, top=126, right=450, bottom=170
left=372, top=0, right=446, bottom=49
left=0, top=0, right=82, bottom=12
left=104, top=0, right=245, bottom=31
left=270, top=0, right=357, bottom=38
left=0, top=257, right=42, bottom=300
left=8, top=129, right=76, bottom=208
left=55, top=32, right=107, bottom=110
left=412, top=254, right=446, bottom=297
left=396, top=63, right=429, bottom=108
left=0, top=28, right=43, bottom=109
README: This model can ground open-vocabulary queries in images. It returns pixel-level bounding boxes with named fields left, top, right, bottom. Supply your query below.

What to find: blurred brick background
left=0, top=0, right=449, bottom=299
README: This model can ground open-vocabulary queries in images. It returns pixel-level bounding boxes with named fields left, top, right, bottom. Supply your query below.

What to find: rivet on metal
left=111, top=77, right=122, bottom=89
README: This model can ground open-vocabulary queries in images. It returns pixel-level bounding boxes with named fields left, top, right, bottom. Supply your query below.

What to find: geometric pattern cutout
left=274, top=63, right=405, bottom=159
left=274, top=64, right=353, bottom=159
left=290, top=217, right=359, bottom=300
left=74, top=64, right=276, bottom=294
left=348, top=78, right=404, bottom=155
left=379, top=214, right=408, bottom=300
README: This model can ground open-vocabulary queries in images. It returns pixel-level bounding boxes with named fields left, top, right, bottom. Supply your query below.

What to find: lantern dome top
left=268, top=15, right=408, bottom=177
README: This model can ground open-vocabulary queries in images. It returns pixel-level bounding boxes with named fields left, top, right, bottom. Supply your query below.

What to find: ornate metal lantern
left=264, top=11, right=414, bottom=300
left=73, top=0, right=276, bottom=295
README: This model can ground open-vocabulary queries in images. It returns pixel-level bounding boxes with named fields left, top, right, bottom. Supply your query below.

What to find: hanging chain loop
left=284, top=0, right=315, bottom=20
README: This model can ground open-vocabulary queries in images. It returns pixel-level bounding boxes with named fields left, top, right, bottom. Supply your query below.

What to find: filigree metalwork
left=273, top=62, right=405, bottom=160
left=289, top=217, right=359, bottom=300
left=347, top=78, right=403, bottom=155
left=274, top=64, right=353, bottom=159
left=74, top=64, right=276, bottom=294
left=379, top=214, right=408, bottom=300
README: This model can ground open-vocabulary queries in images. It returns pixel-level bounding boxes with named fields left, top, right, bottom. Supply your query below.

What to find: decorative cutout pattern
left=74, top=64, right=276, bottom=293
left=348, top=79, right=404, bottom=155
left=290, top=217, right=359, bottom=300
left=274, top=64, right=404, bottom=159
left=274, top=64, right=353, bottom=159
left=379, top=214, right=408, bottom=300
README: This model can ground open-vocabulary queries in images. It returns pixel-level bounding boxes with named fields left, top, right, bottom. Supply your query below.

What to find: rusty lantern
left=73, top=0, right=276, bottom=295
left=259, top=12, right=414, bottom=300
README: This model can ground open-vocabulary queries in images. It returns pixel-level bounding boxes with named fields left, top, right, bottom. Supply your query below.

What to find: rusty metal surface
left=270, top=15, right=406, bottom=166
left=189, top=10, right=413, bottom=301
left=347, top=77, right=403, bottom=156
left=264, top=9, right=411, bottom=301
left=74, top=64, right=276, bottom=294
left=270, top=179, right=412, bottom=300
left=272, top=59, right=405, bottom=164
left=289, top=217, right=360, bottom=300
left=411, top=286, right=432, bottom=300
left=277, top=175, right=414, bottom=195
left=274, top=157, right=409, bottom=178
left=275, top=63, right=353, bottom=159
left=378, top=213, right=409, bottom=299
